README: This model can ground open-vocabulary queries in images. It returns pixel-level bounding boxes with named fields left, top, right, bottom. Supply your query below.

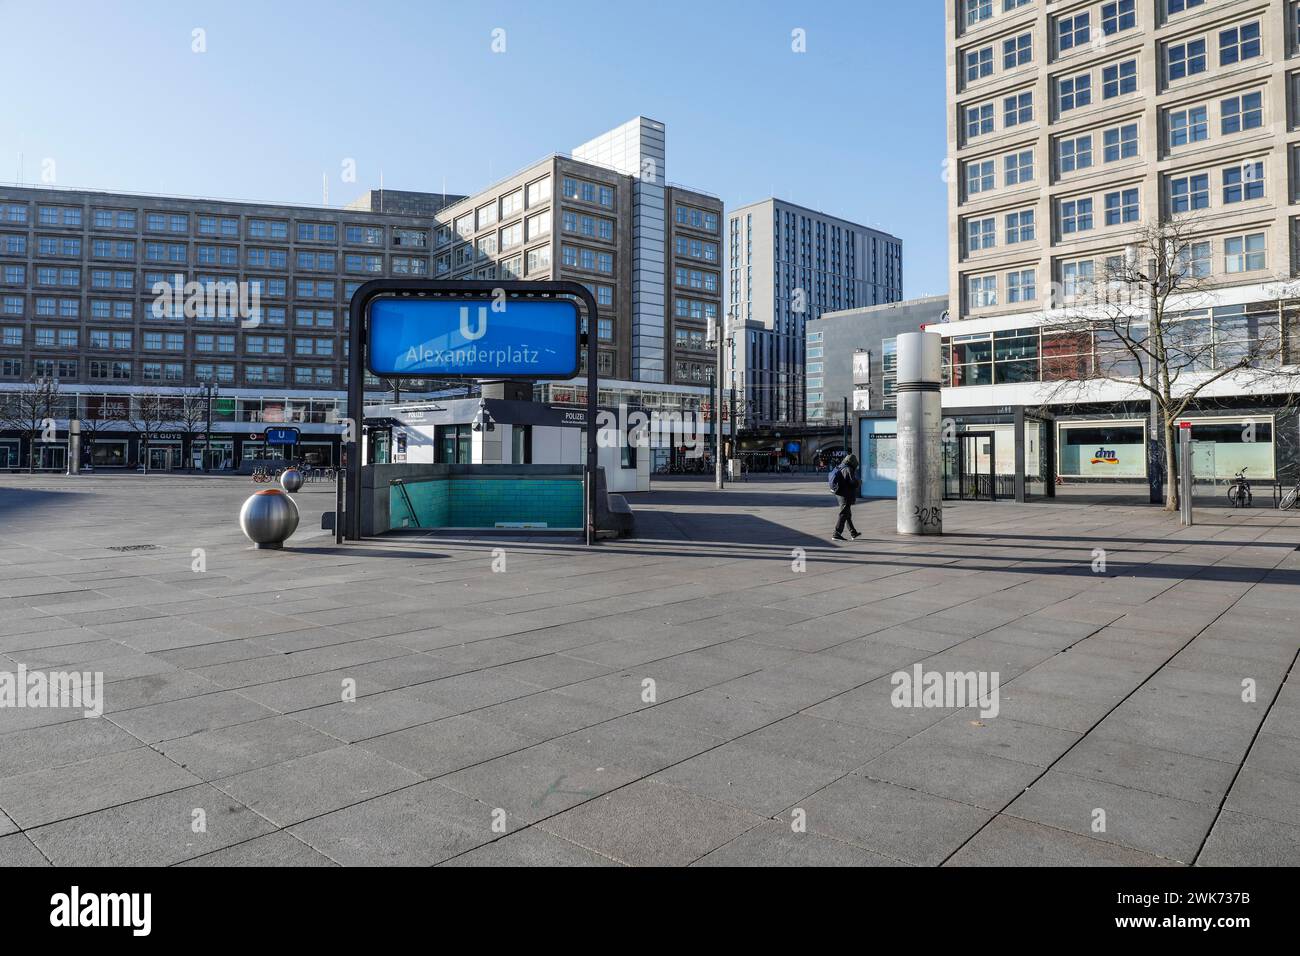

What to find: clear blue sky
left=0, top=0, right=949, bottom=297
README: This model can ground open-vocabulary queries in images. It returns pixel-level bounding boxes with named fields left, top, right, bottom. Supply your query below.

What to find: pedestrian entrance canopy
left=345, top=279, right=601, bottom=545
left=367, top=296, right=581, bottom=379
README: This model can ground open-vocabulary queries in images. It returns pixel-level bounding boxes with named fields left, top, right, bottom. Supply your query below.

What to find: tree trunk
left=1163, top=421, right=1179, bottom=513
left=27, top=435, right=34, bottom=473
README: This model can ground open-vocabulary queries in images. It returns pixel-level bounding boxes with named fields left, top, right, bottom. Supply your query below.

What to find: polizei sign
left=367, top=295, right=581, bottom=379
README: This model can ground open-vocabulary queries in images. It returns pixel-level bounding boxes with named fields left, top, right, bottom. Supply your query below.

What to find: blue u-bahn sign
left=264, top=426, right=300, bottom=445
left=367, top=296, right=581, bottom=379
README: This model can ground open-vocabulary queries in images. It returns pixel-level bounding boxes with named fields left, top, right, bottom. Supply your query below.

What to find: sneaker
left=850, top=531, right=862, bottom=539
left=831, top=533, right=846, bottom=541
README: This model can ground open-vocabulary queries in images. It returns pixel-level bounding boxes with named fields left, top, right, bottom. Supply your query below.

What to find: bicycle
left=1227, top=468, right=1252, bottom=508
left=1279, top=479, right=1299, bottom=511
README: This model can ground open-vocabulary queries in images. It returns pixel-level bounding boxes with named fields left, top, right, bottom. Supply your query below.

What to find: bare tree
left=172, top=387, right=211, bottom=471
left=1045, top=216, right=1300, bottom=511
left=0, top=376, right=63, bottom=472
left=129, top=390, right=175, bottom=474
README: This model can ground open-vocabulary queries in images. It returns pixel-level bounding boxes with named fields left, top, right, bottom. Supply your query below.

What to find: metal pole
left=584, top=292, right=598, bottom=546
left=842, top=396, right=849, bottom=458
left=204, top=384, right=213, bottom=473
left=714, top=319, right=724, bottom=490
left=1180, top=426, right=1194, bottom=526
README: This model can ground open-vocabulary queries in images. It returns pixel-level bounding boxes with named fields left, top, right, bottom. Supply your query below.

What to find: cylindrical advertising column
left=896, top=331, right=943, bottom=535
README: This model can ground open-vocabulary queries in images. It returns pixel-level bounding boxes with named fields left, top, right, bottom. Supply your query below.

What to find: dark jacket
left=833, top=462, right=861, bottom=506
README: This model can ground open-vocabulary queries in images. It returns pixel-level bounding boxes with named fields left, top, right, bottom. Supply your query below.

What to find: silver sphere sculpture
left=239, top=488, right=300, bottom=549
left=280, top=467, right=303, bottom=493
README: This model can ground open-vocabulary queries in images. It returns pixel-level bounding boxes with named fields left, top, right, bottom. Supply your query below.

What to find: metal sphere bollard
left=239, top=488, right=300, bottom=549
left=280, top=467, right=303, bottom=493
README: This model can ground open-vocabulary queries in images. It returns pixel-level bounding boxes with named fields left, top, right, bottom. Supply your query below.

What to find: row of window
left=0, top=358, right=339, bottom=385
left=674, top=205, right=720, bottom=233
left=963, top=0, right=1203, bottom=32
left=965, top=232, right=1270, bottom=310
left=0, top=204, right=430, bottom=248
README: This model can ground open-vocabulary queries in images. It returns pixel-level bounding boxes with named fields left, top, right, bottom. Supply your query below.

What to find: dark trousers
left=835, top=498, right=858, bottom=536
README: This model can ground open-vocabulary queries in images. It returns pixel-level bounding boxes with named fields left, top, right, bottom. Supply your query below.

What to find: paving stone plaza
left=0, top=474, right=1297, bottom=867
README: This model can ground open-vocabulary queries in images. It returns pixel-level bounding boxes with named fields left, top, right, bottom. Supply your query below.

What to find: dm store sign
left=367, top=297, right=581, bottom=379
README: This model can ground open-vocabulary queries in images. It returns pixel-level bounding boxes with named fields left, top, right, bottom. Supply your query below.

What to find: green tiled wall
left=389, top=478, right=582, bottom=530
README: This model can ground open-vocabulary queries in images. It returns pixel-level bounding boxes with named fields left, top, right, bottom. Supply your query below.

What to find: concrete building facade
left=726, top=197, right=902, bottom=428
left=944, top=0, right=1300, bottom=487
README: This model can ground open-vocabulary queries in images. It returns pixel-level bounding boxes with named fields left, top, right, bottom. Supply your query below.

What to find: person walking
left=829, top=452, right=862, bottom=541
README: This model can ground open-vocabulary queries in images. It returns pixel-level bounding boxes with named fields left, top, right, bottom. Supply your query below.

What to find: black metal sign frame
left=345, top=279, right=601, bottom=546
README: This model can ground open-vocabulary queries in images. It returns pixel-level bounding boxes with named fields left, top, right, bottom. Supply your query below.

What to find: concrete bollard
left=239, top=488, right=300, bottom=549
left=896, top=331, right=943, bottom=535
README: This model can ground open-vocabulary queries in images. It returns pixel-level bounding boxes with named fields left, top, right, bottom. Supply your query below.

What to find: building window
left=1170, top=173, right=1210, bottom=212
left=1103, top=123, right=1138, bottom=162
left=1167, top=0, right=1205, bottom=13
left=1058, top=13, right=1090, bottom=51
left=1003, top=32, right=1032, bottom=69
left=1222, top=162, right=1265, bottom=204
left=1224, top=233, right=1266, bottom=273
left=967, top=274, right=997, bottom=308
left=1219, top=22, right=1261, bottom=66
left=1060, top=198, right=1094, bottom=234
left=965, top=46, right=993, bottom=82
left=965, top=0, right=992, bottom=27
left=1062, top=260, right=1095, bottom=299
left=1005, top=150, right=1033, bottom=185
left=1005, top=210, right=1035, bottom=244
left=1176, top=240, right=1212, bottom=278
left=966, top=160, right=995, bottom=195
left=1103, top=188, right=1140, bottom=225
left=965, top=103, right=994, bottom=138
left=1102, top=60, right=1137, bottom=99
left=1058, top=73, right=1091, bottom=113
left=1169, top=106, right=1208, bottom=147
left=1007, top=270, right=1036, bottom=303
left=1221, top=92, right=1263, bottom=135
left=1102, top=0, right=1135, bottom=35
left=1167, top=39, right=1207, bottom=81
left=966, top=218, right=996, bottom=251
left=1059, top=135, right=1093, bottom=173
left=1004, top=92, right=1033, bottom=127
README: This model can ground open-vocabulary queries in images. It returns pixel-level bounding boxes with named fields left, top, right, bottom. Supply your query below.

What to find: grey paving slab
left=552, top=708, right=725, bottom=776
left=540, top=779, right=763, bottom=866
left=357, top=713, right=535, bottom=778
left=0, top=716, right=143, bottom=778
left=155, top=715, right=340, bottom=780
left=946, top=815, right=1179, bottom=867
left=798, top=774, right=994, bottom=866
left=859, top=740, right=1042, bottom=811
left=1053, top=737, right=1237, bottom=806
left=179, top=831, right=337, bottom=867
left=0, top=747, right=200, bottom=829
left=290, top=780, right=495, bottom=865
left=912, top=712, right=1080, bottom=767
left=3, top=474, right=1299, bottom=865
left=694, top=820, right=907, bottom=867
left=439, top=741, right=641, bottom=826
left=1197, top=810, right=1300, bottom=866
left=1005, top=770, right=1218, bottom=863
left=213, top=745, right=423, bottom=827
left=440, top=826, right=621, bottom=866
left=0, top=833, right=50, bottom=866
left=26, top=784, right=276, bottom=866
left=107, top=689, right=277, bottom=744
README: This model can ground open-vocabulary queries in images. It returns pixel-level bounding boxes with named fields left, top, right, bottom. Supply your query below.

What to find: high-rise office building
left=0, top=117, right=722, bottom=470
left=943, top=0, right=1300, bottom=486
left=726, top=198, right=902, bottom=427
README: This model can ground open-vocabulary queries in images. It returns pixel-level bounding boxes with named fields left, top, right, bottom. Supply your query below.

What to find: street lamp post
left=711, top=315, right=725, bottom=489
left=204, top=383, right=217, bottom=473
